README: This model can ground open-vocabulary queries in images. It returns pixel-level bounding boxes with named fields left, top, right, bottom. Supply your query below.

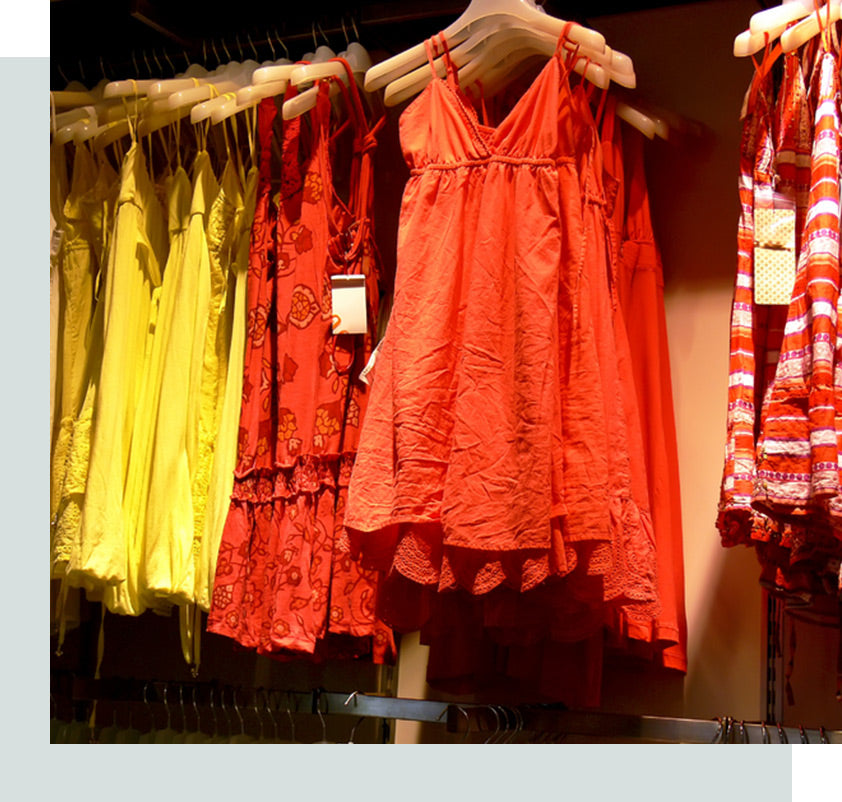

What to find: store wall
left=393, top=0, right=842, bottom=741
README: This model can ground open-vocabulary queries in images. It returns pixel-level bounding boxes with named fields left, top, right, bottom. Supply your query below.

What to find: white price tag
left=330, top=274, right=367, bottom=335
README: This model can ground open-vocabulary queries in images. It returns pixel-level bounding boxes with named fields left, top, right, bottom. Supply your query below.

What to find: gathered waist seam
left=411, top=155, right=574, bottom=173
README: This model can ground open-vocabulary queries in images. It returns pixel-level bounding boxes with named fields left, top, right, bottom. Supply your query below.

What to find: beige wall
left=393, top=0, right=842, bottom=741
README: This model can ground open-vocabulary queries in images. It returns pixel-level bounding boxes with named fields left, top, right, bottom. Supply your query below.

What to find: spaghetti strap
left=424, top=36, right=439, bottom=76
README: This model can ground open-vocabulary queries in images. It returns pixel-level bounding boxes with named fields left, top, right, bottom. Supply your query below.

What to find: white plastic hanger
left=383, top=20, right=632, bottom=107
left=781, top=0, right=841, bottom=50
left=283, top=43, right=371, bottom=120
left=749, top=0, right=815, bottom=33
left=364, top=0, right=606, bottom=93
left=732, top=0, right=835, bottom=56
left=281, top=46, right=343, bottom=120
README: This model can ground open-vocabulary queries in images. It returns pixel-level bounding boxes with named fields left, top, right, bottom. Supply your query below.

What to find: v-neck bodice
left=399, top=47, right=570, bottom=168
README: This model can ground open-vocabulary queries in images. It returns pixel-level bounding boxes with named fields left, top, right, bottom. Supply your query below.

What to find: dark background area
left=50, top=0, right=765, bottom=88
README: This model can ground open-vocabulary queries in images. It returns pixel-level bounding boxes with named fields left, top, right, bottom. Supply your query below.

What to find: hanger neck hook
left=233, top=687, right=246, bottom=737
left=286, top=691, right=296, bottom=743
left=221, top=37, right=232, bottom=63
left=276, top=29, right=290, bottom=61
left=265, top=30, right=277, bottom=61
left=248, top=33, right=259, bottom=61
left=191, top=686, right=201, bottom=735
left=162, top=683, right=171, bottom=730
left=341, top=16, right=349, bottom=47
left=178, top=684, right=186, bottom=734
left=484, top=705, right=502, bottom=744
left=312, top=22, right=318, bottom=51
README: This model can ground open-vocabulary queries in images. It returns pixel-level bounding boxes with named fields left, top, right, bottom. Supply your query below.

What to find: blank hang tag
left=755, top=207, right=796, bottom=250
left=754, top=246, right=797, bottom=305
left=50, top=228, right=64, bottom=259
left=331, top=274, right=368, bottom=335
left=754, top=208, right=797, bottom=306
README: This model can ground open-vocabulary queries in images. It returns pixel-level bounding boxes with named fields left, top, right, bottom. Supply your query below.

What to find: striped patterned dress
left=754, top=50, right=841, bottom=524
left=717, top=65, right=777, bottom=547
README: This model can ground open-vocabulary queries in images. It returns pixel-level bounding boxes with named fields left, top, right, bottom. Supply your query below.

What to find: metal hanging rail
left=57, top=676, right=842, bottom=743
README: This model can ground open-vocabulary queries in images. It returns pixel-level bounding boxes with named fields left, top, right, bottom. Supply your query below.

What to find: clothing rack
left=53, top=675, right=842, bottom=743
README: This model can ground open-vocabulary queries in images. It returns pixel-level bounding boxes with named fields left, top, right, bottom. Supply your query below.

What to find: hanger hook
left=819, top=726, right=829, bottom=744
left=275, top=28, right=290, bottom=60
left=247, top=33, right=259, bottom=61
left=350, top=14, right=360, bottom=43
left=142, top=49, right=152, bottom=78
left=348, top=716, right=366, bottom=743
left=456, top=706, right=472, bottom=744
left=252, top=688, right=264, bottom=742
left=265, top=29, right=277, bottom=61
left=211, top=39, right=220, bottom=67
left=191, top=686, right=202, bottom=735
left=99, top=55, right=108, bottom=81
left=221, top=37, right=232, bottom=63
left=799, top=725, right=809, bottom=744
left=341, top=16, right=349, bottom=47
left=344, top=691, right=360, bottom=707
left=202, top=39, right=207, bottom=65
left=235, top=33, right=243, bottom=62
left=57, top=62, right=70, bottom=87
left=262, top=689, right=279, bottom=743
left=162, top=683, right=172, bottom=730
left=165, top=50, right=175, bottom=76
left=761, top=721, right=770, bottom=744
left=219, top=685, right=231, bottom=737
left=233, top=687, right=246, bottom=736
left=311, top=22, right=318, bottom=50
left=208, top=687, right=219, bottom=738
left=77, top=58, right=86, bottom=84
left=483, top=705, right=502, bottom=744
left=317, top=21, right=330, bottom=47
left=315, top=691, right=328, bottom=742
left=286, top=691, right=296, bottom=743
left=178, top=685, right=186, bottom=734
left=776, top=722, right=789, bottom=744
left=152, top=48, right=162, bottom=75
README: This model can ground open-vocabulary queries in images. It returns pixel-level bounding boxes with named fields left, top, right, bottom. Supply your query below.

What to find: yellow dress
left=49, top=140, right=68, bottom=466
left=62, top=143, right=167, bottom=590
left=196, top=164, right=258, bottom=613
left=51, top=147, right=116, bottom=527
left=105, top=166, right=193, bottom=616
left=142, top=151, right=219, bottom=607
left=191, top=159, right=242, bottom=573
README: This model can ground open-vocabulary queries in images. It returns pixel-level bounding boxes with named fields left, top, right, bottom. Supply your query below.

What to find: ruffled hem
left=232, top=453, right=356, bottom=502
left=348, top=492, right=659, bottom=604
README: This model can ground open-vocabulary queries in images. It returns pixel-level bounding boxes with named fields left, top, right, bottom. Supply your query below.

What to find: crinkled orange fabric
left=347, top=43, right=657, bottom=611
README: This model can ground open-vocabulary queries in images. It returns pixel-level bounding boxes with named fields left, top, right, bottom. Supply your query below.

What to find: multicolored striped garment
left=717, top=63, right=777, bottom=547
left=754, top=49, right=841, bottom=523
left=719, top=41, right=842, bottom=624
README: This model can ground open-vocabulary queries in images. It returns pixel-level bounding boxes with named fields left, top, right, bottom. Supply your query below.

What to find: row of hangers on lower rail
left=50, top=1, right=679, bottom=144
left=52, top=675, right=842, bottom=744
